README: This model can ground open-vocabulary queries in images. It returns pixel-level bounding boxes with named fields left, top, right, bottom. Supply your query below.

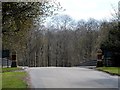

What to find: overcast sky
left=55, top=0, right=119, bottom=20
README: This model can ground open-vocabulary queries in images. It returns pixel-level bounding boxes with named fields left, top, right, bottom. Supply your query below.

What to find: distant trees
left=19, top=15, right=101, bottom=67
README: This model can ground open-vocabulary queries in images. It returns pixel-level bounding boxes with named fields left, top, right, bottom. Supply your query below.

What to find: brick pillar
left=96, top=49, right=103, bottom=67
left=11, top=52, right=17, bottom=67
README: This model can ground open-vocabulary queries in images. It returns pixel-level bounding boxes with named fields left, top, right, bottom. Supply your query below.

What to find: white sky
left=55, top=0, right=119, bottom=20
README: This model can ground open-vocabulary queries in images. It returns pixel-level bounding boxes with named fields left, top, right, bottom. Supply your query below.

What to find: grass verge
left=2, top=67, right=28, bottom=89
left=96, top=67, right=120, bottom=76
left=2, top=67, right=22, bottom=73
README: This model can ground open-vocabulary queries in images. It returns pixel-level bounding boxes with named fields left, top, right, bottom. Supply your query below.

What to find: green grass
left=2, top=67, right=28, bottom=89
left=0, top=73, right=2, bottom=90
left=2, top=67, right=22, bottom=73
left=97, top=67, right=120, bottom=75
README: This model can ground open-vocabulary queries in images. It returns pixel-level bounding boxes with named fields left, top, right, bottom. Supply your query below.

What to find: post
left=7, top=57, right=9, bottom=68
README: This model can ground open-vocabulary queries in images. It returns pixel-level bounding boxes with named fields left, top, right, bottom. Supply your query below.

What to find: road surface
left=26, top=67, right=119, bottom=88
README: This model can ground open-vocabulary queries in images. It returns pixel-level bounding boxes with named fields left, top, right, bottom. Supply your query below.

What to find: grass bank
left=96, top=67, right=120, bottom=76
left=2, top=67, right=28, bottom=89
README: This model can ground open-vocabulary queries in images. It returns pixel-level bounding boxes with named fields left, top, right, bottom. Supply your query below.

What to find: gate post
left=96, top=49, right=103, bottom=67
left=11, top=51, right=17, bottom=67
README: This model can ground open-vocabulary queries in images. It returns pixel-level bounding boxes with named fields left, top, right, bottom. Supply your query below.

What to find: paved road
left=27, top=67, right=119, bottom=88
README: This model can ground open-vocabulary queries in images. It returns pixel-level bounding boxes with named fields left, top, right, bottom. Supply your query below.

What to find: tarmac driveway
left=27, top=67, right=119, bottom=88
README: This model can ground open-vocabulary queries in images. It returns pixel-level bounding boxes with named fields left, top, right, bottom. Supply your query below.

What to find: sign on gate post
left=2, top=50, right=10, bottom=58
left=104, top=50, right=112, bottom=66
left=2, top=50, right=10, bottom=67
